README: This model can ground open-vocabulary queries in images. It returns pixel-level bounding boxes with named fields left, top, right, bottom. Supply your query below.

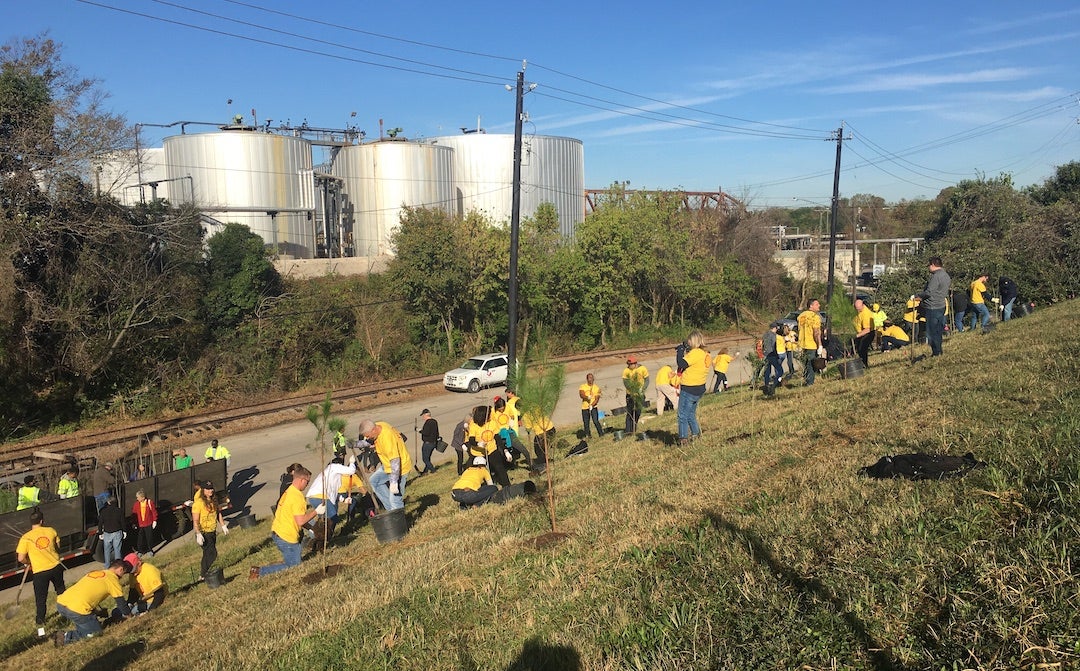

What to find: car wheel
left=467, top=379, right=481, bottom=393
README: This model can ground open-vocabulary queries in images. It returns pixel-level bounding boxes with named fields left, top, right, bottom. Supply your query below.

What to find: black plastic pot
left=204, top=566, right=225, bottom=589
left=371, top=508, right=408, bottom=544
left=839, top=359, right=865, bottom=380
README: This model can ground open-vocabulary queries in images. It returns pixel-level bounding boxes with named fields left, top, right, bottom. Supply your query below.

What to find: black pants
left=32, top=564, right=65, bottom=625
left=625, top=394, right=642, bottom=433
left=421, top=441, right=437, bottom=472
left=200, top=531, right=217, bottom=576
left=532, top=429, right=555, bottom=465
left=451, top=485, right=498, bottom=507
left=136, top=525, right=155, bottom=554
left=855, top=333, right=874, bottom=366
left=488, top=437, right=512, bottom=487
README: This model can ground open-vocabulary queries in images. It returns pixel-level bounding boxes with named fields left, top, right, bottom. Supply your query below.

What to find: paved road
left=0, top=339, right=754, bottom=611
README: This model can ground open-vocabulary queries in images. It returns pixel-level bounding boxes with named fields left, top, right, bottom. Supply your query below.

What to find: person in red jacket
left=131, top=489, right=158, bottom=557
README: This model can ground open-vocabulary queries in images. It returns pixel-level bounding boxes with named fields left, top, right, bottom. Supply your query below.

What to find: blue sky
left=8, top=0, right=1080, bottom=206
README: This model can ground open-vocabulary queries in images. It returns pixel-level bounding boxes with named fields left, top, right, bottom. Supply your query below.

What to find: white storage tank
left=425, top=133, right=584, bottom=238
left=163, top=130, right=316, bottom=258
left=93, top=148, right=173, bottom=206
left=330, top=140, right=455, bottom=257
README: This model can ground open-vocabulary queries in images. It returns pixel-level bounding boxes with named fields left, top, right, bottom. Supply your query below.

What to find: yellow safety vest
left=17, top=485, right=41, bottom=510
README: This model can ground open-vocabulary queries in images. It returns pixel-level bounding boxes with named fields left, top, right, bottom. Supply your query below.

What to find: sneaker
left=249, top=566, right=260, bottom=581
left=37, top=627, right=46, bottom=638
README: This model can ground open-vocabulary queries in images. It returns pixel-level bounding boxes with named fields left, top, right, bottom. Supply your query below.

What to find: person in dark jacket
left=951, top=288, right=969, bottom=333
left=761, top=323, right=783, bottom=395
left=999, top=276, right=1019, bottom=321
left=97, top=496, right=126, bottom=567
left=418, top=409, right=440, bottom=474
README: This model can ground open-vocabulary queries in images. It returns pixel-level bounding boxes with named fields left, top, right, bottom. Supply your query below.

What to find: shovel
left=4, top=565, right=31, bottom=620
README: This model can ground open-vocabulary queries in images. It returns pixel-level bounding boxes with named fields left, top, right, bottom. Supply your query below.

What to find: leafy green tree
left=203, top=222, right=282, bottom=333
left=1026, top=161, right=1080, bottom=206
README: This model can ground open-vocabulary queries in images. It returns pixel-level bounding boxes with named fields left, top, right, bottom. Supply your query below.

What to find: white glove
left=314, top=503, right=327, bottom=516
left=196, top=533, right=204, bottom=546
left=477, top=441, right=487, bottom=449
left=122, top=531, right=128, bottom=540
left=344, top=497, right=353, bottom=507
left=151, top=521, right=157, bottom=529
left=817, top=347, right=826, bottom=358
left=221, top=524, right=229, bottom=536
left=504, top=449, right=513, bottom=462
left=389, top=480, right=400, bottom=496
left=347, top=454, right=356, bottom=466
left=184, top=500, right=193, bottom=507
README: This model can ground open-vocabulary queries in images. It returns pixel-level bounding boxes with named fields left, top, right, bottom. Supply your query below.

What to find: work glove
left=122, top=531, right=128, bottom=540
left=151, top=521, right=157, bottom=529
left=315, top=503, right=327, bottom=516
left=344, top=497, right=353, bottom=507
left=347, top=454, right=356, bottom=466
left=184, top=500, right=193, bottom=507
left=221, top=524, right=229, bottom=536
left=477, top=441, right=487, bottom=450
left=389, top=480, right=400, bottom=496
left=504, top=449, right=513, bottom=462
left=196, top=533, right=204, bottom=546
left=817, top=347, right=826, bottom=358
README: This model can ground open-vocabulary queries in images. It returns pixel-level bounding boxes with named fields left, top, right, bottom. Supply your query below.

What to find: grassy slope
left=3, top=303, right=1077, bottom=671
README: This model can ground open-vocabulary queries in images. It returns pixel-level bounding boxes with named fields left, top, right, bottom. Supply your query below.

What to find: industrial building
left=95, top=123, right=585, bottom=263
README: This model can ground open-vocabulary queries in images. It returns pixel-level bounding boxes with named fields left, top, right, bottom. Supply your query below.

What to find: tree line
left=2, top=35, right=1078, bottom=439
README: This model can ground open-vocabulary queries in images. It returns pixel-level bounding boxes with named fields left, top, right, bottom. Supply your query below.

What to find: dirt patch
left=300, top=564, right=346, bottom=584
left=524, top=532, right=570, bottom=550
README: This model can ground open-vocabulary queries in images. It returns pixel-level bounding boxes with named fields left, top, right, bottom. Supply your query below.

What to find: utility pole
left=826, top=125, right=845, bottom=306
left=507, top=64, right=526, bottom=370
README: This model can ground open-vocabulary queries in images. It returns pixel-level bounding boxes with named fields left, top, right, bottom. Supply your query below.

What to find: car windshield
left=459, top=358, right=485, bottom=371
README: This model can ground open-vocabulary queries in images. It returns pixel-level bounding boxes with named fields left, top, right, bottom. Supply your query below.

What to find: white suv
left=444, top=353, right=509, bottom=393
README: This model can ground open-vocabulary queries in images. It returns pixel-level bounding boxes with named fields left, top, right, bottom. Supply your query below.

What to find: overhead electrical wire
left=74, top=0, right=512, bottom=87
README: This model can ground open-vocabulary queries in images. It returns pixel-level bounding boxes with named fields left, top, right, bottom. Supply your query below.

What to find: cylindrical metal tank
left=93, top=148, right=172, bottom=206
left=425, top=134, right=584, bottom=238
left=330, top=140, right=455, bottom=257
left=163, top=130, right=315, bottom=258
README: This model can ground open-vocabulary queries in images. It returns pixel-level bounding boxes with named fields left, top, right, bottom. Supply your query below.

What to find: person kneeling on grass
left=880, top=320, right=911, bottom=351
left=451, top=451, right=499, bottom=509
left=54, top=560, right=132, bottom=646
left=250, top=465, right=324, bottom=580
left=122, top=552, right=167, bottom=614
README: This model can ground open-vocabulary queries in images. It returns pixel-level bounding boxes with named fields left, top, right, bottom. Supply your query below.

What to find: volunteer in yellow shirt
left=55, top=560, right=132, bottom=645
left=466, top=406, right=510, bottom=487
left=880, top=321, right=911, bottom=351
left=451, top=455, right=498, bottom=508
left=621, top=357, right=649, bottom=433
left=359, top=419, right=413, bottom=510
left=17, top=509, right=66, bottom=636
left=797, top=298, right=824, bottom=386
left=710, top=349, right=735, bottom=394
left=191, top=480, right=227, bottom=578
left=853, top=298, right=875, bottom=367
left=123, top=552, right=166, bottom=612
left=255, top=465, right=320, bottom=579
left=656, top=364, right=680, bottom=415
left=968, top=273, right=991, bottom=331
left=676, top=330, right=711, bottom=443
left=579, top=373, right=603, bottom=438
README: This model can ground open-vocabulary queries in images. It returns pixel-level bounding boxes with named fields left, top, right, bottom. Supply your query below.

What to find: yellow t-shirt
left=714, top=354, right=733, bottom=373
left=452, top=466, right=492, bottom=492
left=579, top=383, right=600, bottom=410
left=505, top=397, right=520, bottom=432
left=56, top=570, right=124, bottom=616
left=521, top=410, right=553, bottom=434
left=970, top=279, right=987, bottom=304
left=797, top=310, right=822, bottom=350
left=881, top=325, right=911, bottom=342
left=133, top=562, right=165, bottom=598
left=467, top=418, right=501, bottom=456
left=854, top=306, right=874, bottom=334
left=374, top=421, right=412, bottom=475
left=190, top=496, right=219, bottom=533
left=680, top=348, right=711, bottom=387
left=775, top=334, right=786, bottom=355
left=622, top=365, right=649, bottom=385
left=656, top=365, right=675, bottom=386
left=338, top=474, right=366, bottom=495
left=16, top=526, right=60, bottom=573
left=271, top=486, right=309, bottom=544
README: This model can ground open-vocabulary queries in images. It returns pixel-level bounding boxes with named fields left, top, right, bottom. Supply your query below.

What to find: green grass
left=2, top=304, right=1078, bottom=670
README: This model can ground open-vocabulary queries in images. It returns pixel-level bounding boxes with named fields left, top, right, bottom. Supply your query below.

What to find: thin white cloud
left=964, top=8, right=1080, bottom=35
left=820, top=68, right=1033, bottom=94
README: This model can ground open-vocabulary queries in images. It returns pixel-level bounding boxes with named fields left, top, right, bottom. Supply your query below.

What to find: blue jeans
left=307, top=497, right=339, bottom=522
left=1002, top=299, right=1015, bottom=321
left=57, top=604, right=102, bottom=643
left=765, top=355, right=784, bottom=386
left=926, top=307, right=946, bottom=356
left=260, top=532, right=303, bottom=576
left=369, top=471, right=407, bottom=511
left=677, top=388, right=703, bottom=440
left=969, top=302, right=990, bottom=330
left=581, top=408, right=603, bottom=438
left=101, top=530, right=123, bottom=567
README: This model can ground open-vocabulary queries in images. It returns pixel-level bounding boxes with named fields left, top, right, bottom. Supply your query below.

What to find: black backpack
left=859, top=452, right=986, bottom=481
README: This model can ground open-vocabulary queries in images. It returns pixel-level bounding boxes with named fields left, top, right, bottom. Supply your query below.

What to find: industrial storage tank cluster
left=164, top=131, right=316, bottom=258
left=98, top=127, right=584, bottom=259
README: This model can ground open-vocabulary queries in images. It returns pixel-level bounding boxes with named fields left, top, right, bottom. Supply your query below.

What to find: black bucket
left=839, top=359, right=865, bottom=380
left=234, top=514, right=257, bottom=529
left=204, top=566, right=225, bottom=589
left=371, top=508, right=408, bottom=544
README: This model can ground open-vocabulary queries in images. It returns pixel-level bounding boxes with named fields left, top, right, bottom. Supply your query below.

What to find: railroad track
left=1, top=334, right=752, bottom=475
